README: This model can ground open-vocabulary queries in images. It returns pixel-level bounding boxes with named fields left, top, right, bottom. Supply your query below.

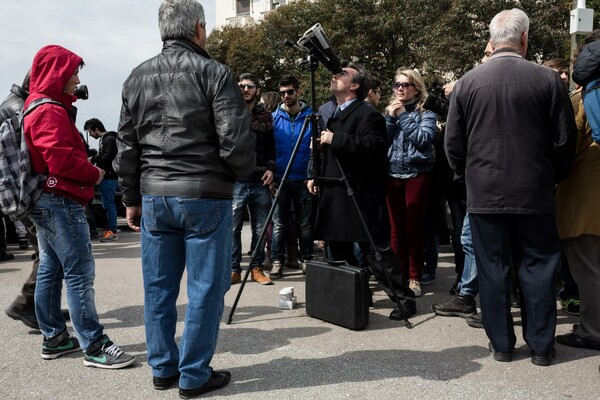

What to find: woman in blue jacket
left=384, top=68, right=437, bottom=297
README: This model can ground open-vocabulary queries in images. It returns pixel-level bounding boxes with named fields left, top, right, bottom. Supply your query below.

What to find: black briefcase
left=305, top=259, right=369, bottom=330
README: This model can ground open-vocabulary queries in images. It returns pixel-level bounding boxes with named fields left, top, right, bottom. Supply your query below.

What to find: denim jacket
left=386, top=104, right=437, bottom=176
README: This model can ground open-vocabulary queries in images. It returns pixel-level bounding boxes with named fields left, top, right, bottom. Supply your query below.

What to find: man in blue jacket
left=270, top=75, right=314, bottom=279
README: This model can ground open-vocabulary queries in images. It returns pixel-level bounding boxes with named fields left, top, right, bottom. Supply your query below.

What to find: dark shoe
left=389, top=301, right=416, bottom=320
left=531, top=348, right=556, bottom=366
left=0, top=250, right=15, bottom=262
left=18, top=239, right=29, bottom=250
left=83, top=335, right=136, bottom=369
left=179, top=369, right=231, bottom=399
left=90, top=230, right=100, bottom=241
left=556, top=332, right=600, bottom=350
left=62, top=309, right=70, bottom=321
left=153, top=373, right=180, bottom=390
left=42, top=330, right=81, bottom=359
left=420, top=273, right=436, bottom=286
left=432, top=294, right=476, bottom=317
left=466, top=312, right=483, bottom=329
left=5, top=305, right=39, bottom=329
left=488, top=342, right=512, bottom=362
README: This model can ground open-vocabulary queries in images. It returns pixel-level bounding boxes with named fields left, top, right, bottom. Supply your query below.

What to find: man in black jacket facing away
left=307, top=62, right=416, bottom=320
left=445, top=8, right=576, bottom=366
left=115, top=0, right=255, bottom=397
left=84, top=118, right=119, bottom=241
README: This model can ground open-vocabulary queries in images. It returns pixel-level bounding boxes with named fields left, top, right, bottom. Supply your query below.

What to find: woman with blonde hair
left=384, top=68, right=437, bottom=297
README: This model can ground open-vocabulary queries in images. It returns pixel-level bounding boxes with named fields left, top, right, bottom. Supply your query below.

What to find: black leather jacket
left=115, top=40, right=256, bottom=206
left=0, top=84, right=28, bottom=123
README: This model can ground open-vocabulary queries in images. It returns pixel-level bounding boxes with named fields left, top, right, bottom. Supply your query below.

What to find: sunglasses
left=393, top=82, right=415, bottom=90
left=239, top=83, right=256, bottom=90
left=279, top=88, right=296, bottom=97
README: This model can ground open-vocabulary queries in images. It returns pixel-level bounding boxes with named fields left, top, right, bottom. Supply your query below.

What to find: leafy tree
left=206, top=0, right=573, bottom=107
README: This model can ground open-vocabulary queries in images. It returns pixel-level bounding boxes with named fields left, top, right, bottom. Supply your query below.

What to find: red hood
left=25, top=45, right=82, bottom=109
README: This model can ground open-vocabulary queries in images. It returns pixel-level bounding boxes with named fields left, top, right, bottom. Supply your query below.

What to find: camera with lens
left=423, top=82, right=449, bottom=119
left=74, top=85, right=89, bottom=100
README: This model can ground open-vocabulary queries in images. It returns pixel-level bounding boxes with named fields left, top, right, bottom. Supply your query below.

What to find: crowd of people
left=1, top=0, right=599, bottom=398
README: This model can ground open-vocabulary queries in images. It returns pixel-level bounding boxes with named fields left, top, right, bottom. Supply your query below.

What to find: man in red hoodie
left=24, top=44, right=134, bottom=369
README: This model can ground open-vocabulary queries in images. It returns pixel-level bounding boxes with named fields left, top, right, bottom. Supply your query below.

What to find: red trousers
left=386, top=173, right=431, bottom=282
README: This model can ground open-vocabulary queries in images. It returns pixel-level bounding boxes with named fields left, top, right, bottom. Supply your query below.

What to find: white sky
left=0, top=0, right=215, bottom=149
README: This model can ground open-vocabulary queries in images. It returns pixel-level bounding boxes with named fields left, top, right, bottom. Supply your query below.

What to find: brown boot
left=231, top=272, right=241, bottom=285
left=251, top=266, right=273, bottom=285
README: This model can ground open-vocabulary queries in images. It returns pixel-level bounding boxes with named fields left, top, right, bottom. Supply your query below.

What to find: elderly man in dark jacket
left=308, top=62, right=416, bottom=320
left=445, top=8, right=576, bottom=367
left=114, top=0, right=255, bottom=397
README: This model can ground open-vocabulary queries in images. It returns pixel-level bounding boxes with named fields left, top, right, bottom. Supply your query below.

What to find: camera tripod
left=227, top=51, right=412, bottom=329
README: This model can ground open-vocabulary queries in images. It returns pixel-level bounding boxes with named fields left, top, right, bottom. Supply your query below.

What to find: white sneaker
left=409, top=280, right=422, bottom=297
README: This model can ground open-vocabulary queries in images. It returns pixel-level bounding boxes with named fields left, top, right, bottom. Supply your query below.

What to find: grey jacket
left=115, top=39, right=256, bottom=206
left=445, top=50, right=576, bottom=214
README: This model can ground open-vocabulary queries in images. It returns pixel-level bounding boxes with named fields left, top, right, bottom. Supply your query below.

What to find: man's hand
left=307, top=179, right=318, bottom=195
left=94, top=167, right=105, bottom=185
left=262, top=170, right=274, bottom=186
left=319, top=130, right=334, bottom=146
left=126, top=205, right=142, bottom=232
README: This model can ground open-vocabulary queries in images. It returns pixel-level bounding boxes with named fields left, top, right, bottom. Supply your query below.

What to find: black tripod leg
left=227, top=117, right=312, bottom=324
left=331, top=155, right=413, bottom=328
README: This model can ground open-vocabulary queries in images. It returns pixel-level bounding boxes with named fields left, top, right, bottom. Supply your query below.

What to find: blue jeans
left=272, top=180, right=313, bottom=262
left=99, top=179, right=118, bottom=233
left=458, top=213, right=479, bottom=297
left=231, top=180, right=271, bottom=272
left=141, top=195, right=231, bottom=389
left=29, top=192, right=104, bottom=350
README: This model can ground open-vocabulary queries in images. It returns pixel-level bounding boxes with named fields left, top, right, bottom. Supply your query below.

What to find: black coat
left=445, top=51, right=576, bottom=214
left=314, top=99, right=390, bottom=242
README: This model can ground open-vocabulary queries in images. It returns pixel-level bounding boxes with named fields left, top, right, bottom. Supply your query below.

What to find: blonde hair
left=393, top=69, right=428, bottom=111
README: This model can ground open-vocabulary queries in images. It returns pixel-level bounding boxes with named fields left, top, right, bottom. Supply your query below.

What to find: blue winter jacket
left=272, top=101, right=313, bottom=180
left=385, top=104, right=437, bottom=176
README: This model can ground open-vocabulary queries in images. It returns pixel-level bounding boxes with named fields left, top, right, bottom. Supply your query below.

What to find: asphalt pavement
left=1, top=220, right=598, bottom=399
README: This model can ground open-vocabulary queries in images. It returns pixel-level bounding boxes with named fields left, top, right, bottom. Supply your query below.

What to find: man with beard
left=308, top=62, right=417, bottom=320
left=269, top=75, right=314, bottom=279
left=231, top=73, right=276, bottom=285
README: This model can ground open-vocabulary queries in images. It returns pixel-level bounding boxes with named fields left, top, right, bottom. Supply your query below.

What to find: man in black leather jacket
left=114, top=0, right=255, bottom=397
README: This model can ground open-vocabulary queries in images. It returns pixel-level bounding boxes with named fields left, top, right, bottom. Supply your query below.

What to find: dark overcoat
left=314, top=99, right=390, bottom=242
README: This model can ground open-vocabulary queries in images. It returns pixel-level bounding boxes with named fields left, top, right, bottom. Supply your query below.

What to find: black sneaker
left=179, top=369, right=231, bottom=399
left=83, top=335, right=136, bottom=369
left=42, top=330, right=81, bottom=359
left=432, top=294, right=476, bottom=317
left=153, top=373, right=181, bottom=390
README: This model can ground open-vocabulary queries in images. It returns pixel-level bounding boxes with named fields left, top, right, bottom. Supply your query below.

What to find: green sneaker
left=42, top=330, right=81, bottom=359
left=83, top=335, right=136, bottom=369
left=561, top=298, right=580, bottom=316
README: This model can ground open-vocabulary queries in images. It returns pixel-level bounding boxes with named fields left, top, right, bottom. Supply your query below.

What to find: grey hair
left=489, top=8, right=529, bottom=48
left=159, top=0, right=205, bottom=41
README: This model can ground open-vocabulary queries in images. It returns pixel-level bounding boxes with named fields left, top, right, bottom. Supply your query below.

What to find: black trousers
left=470, top=213, right=559, bottom=353
left=328, top=241, right=416, bottom=306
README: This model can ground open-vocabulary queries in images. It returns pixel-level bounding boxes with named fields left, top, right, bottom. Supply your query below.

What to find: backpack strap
left=23, top=98, right=64, bottom=117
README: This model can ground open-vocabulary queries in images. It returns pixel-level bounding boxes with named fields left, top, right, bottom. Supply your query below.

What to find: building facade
left=215, top=0, right=292, bottom=27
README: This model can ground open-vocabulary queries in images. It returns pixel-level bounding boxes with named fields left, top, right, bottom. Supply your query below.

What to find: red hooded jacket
left=24, top=45, right=99, bottom=205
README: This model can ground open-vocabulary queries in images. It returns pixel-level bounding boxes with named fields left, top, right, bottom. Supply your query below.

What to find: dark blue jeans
left=29, top=192, right=104, bottom=350
left=98, top=179, right=118, bottom=233
left=272, top=180, right=313, bottom=262
left=141, top=195, right=231, bottom=389
left=231, top=180, right=271, bottom=272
